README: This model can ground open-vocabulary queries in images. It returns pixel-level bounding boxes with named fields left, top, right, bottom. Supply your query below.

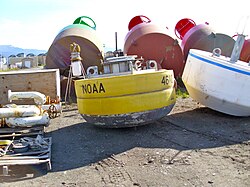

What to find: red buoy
left=240, top=39, right=250, bottom=62
left=128, top=15, right=151, bottom=31
left=124, top=15, right=185, bottom=78
left=175, top=18, right=235, bottom=60
left=175, top=18, right=196, bottom=40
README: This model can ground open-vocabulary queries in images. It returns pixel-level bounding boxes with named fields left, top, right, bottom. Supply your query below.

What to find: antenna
left=241, top=16, right=249, bottom=34
left=115, top=32, right=118, bottom=52
left=236, top=16, right=249, bottom=34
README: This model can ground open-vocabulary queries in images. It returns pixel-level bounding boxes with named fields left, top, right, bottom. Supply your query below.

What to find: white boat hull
left=182, top=49, right=250, bottom=116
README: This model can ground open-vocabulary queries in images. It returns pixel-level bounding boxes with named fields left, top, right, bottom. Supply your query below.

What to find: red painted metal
left=175, top=18, right=235, bottom=60
left=240, top=39, right=250, bottom=62
left=124, top=16, right=185, bottom=78
left=175, top=18, right=196, bottom=40
left=128, top=15, right=151, bottom=31
left=181, top=24, right=212, bottom=59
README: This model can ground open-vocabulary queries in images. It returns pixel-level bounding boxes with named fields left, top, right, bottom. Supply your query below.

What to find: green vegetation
left=176, top=88, right=189, bottom=98
left=38, top=64, right=45, bottom=67
left=176, top=77, right=189, bottom=98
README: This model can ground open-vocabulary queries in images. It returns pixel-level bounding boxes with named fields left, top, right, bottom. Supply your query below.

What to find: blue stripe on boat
left=189, top=52, right=250, bottom=76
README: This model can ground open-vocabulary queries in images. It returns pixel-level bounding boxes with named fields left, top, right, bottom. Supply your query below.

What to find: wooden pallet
left=0, top=126, right=44, bottom=139
left=0, top=137, right=52, bottom=176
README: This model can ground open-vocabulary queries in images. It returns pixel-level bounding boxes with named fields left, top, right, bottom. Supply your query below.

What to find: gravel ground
left=0, top=97, right=250, bottom=187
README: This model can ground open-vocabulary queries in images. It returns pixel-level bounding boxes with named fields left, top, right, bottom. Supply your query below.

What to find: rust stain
left=13, top=109, right=22, bottom=117
left=27, top=81, right=32, bottom=90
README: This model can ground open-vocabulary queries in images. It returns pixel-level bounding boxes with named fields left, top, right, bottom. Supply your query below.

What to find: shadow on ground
left=1, top=106, right=250, bottom=181
left=49, top=107, right=250, bottom=172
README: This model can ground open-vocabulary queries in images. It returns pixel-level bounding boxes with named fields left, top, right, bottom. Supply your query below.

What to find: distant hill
left=0, top=45, right=47, bottom=58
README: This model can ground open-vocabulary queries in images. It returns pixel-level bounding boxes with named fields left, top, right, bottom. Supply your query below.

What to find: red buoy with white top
left=124, top=15, right=185, bottom=78
left=175, top=18, right=235, bottom=60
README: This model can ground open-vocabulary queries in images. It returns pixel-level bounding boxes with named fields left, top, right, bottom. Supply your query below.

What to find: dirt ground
left=0, top=97, right=250, bottom=187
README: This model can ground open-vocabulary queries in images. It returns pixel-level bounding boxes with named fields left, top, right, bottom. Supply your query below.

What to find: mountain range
left=0, top=45, right=47, bottom=58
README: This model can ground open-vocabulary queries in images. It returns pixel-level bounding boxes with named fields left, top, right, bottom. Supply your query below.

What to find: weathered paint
left=5, top=113, right=50, bottom=127
left=0, top=105, right=41, bottom=118
left=42, top=103, right=62, bottom=114
left=124, top=17, right=184, bottom=78
left=81, top=104, right=175, bottom=128
left=182, top=49, right=250, bottom=116
left=77, top=88, right=175, bottom=116
left=46, top=17, right=104, bottom=75
left=8, top=90, right=46, bottom=105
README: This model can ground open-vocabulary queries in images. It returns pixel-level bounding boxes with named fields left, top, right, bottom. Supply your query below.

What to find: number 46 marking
left=161, top=75, right=172, bottom=85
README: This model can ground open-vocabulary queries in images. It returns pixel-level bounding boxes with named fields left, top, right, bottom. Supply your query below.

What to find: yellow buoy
left=74, top=55, right=176, bottom=127
left=75, top=69, right=175, bottom=115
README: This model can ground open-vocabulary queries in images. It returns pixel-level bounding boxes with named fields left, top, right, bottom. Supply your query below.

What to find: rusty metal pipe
left=0, top=105, right=42, bottom=118
left=5, top=113, right=50, bottom=127
left=42, top=103, right=62, bottom=114
left=8, top=90, right=46, bottom=105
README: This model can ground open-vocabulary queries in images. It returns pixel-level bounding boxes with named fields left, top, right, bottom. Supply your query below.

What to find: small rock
left=208, top=180, right=213, bottom=184
left=133, top=182, right=140, bottom=186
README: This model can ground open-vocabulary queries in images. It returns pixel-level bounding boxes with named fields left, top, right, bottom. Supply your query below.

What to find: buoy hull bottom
left=80, top=104, right=175, bottom=128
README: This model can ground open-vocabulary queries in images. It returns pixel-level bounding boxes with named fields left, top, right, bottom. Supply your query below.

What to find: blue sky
left=0, top=0, right=249, bottom=52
